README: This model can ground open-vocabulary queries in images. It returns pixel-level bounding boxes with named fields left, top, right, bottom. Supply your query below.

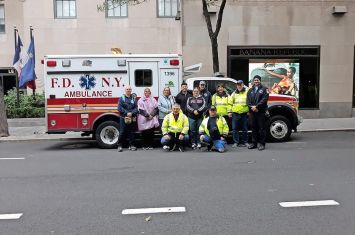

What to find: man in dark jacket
left=247, top=75, right=269, bottom=151
left=199, top=80, right=212, bottom=107
left=175, top=82, right=192, bottom=115
left=117, top=85, right=138, bottom=152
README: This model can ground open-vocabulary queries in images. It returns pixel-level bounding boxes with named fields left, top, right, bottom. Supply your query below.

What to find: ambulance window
left=135, top=69, right=153, bottom=87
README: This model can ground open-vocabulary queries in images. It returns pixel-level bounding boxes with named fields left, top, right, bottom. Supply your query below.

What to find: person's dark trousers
left=223, top=115, right=232, bottom=130
left=232, top=112, right=248, bottom=144
left=159, top=118, right=164, bottom=128
left=249, top=112, right=266, bottom=146
left=118, top=117, right=135, bottom=147
left=141, top=128, right=155, bottom=148
left=161, top=132, right=189, bottom=148
left=188, top=117, right=202, bottom=145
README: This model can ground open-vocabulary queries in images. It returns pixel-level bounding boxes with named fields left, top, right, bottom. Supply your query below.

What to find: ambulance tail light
left=170, top=59, right=180, bottom=66
left=47, top=61, right=57, bottom=67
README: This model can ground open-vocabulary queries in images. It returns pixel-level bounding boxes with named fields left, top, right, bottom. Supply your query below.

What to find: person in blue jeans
left=199, top=106, right=229, bottom=153
left=186, top=87, right=207, bottom=149
left=228, top=80, right=249, bottom=147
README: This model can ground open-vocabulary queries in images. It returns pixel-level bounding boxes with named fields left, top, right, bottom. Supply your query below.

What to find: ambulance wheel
left=266, top=115, right=291, bottom=142
left=95, top=121, right=120, bottom=149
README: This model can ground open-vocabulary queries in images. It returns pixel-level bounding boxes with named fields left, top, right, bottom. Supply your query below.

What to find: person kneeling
left=199, top=106, right=229, bottom=153
left=161, top=104, right=190, bottom=152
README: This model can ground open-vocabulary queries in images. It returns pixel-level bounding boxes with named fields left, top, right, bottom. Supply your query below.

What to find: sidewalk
left=1, top=117, right=355, bottom=142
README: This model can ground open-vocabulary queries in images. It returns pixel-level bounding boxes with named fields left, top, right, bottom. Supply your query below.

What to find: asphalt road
left=1, top=131, right=355, bottom=235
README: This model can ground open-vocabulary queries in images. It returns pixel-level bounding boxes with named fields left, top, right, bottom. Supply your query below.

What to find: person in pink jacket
left=137, top=88, right=159, bottom=150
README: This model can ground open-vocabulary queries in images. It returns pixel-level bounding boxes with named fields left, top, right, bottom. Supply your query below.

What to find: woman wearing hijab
left=137, top=88, right=159, bottom=150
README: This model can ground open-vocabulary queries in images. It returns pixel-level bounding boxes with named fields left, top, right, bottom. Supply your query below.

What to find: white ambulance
left=44, top=54, right=183, bottom=148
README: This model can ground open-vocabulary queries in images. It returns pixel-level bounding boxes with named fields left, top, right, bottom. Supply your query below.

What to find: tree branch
left=202, top=0, right=214, bottom=38
left=213, top=0, right=226, bottom=38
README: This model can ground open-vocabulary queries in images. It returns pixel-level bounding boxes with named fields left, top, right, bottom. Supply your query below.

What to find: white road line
left=122, top=207, right=186, bottom=215
left=279, top=200, right=339, bottom=208
left=0, top=213, right=23, bottom=220
left=0, top=158, right=25, bottom=160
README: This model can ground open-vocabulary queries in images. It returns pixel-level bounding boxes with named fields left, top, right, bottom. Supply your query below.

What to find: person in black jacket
left=175, top=82, right=192, bottom=115
left=117, top=85, right=139, bottom=152
left=247, top=75, right=269, bottom=151
left=199, top=80, right=212, bottom=107
left=186, top=87, right=207, bottom=149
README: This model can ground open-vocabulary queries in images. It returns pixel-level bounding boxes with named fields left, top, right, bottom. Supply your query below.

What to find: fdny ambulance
left=44, top=54, right=183, bottom=148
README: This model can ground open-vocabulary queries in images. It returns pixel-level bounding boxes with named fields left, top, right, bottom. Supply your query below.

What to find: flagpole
left=14, top=26, right=20, bottom=108
left=29, top=26, right=35, bottom=98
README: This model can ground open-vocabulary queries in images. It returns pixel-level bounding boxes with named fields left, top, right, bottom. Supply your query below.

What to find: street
left=1, top=131, right=355, bottom=235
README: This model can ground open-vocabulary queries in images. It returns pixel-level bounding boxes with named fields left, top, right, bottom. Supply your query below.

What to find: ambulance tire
left=266, top=115, right=291, bottom=142
left=95, top=121, right=120, bottom=149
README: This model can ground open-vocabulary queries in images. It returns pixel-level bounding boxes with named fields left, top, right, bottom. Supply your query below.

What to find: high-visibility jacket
left=228, top=90, right=249, bottom=114
left=199, top=116, right=229, bottom=137
left=161, top=111, right=189, bottom=135
left=211, top=93, right=231, bottom=116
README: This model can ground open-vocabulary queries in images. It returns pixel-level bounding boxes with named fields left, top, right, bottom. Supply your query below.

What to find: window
left=158, top=0, right=178, bottom=17
left=0, top=4, right=5, bottom=33
left=106, top=0, right=127, bottom=18
left=135, top=70, right=153, bottom=87
left=55, top=0, right=76, bottom=18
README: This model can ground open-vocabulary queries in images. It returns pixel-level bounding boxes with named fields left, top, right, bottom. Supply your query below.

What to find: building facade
left=1, top=0, right=355, bottom=118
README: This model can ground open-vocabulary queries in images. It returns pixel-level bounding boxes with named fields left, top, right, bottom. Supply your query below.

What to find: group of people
left=117, top=75, right=269, bottom=153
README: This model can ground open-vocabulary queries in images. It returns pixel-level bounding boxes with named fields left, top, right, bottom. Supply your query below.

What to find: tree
left=202, top=0, right=227, bottom=73
left=98, top=0, right=227, bottom=73
left=0, top=81, right=9, bottom=137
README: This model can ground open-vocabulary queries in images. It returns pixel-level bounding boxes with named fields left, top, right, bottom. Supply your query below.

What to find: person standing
left=199, top=80, right=212, bottom=107
left=161, top=104, right=189, bottom=152
left=137, top=88, right=160, bottom=150
left=199, top=106, right=229, bottom=153
left=228, top=80, right=249, bottom=147
left=157, top=87, right=175, bottom=126
left=186, top=87, right=207, bottom=149
left=247, top=75, right=269, bottom=151
left=175, top=82, right=192, bottom=115
left=212, top=83, right=231, bottom=124
left=117, top=86, right=138, bottom=152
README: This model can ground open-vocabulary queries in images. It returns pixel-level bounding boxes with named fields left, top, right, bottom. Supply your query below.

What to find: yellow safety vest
left=199, top=116, right=229, bottom=137
left=212, top=94, right=231, bottom=116
left=228, top=90, right=249, bottom=114
left=161, top=111, right=189, bottom=135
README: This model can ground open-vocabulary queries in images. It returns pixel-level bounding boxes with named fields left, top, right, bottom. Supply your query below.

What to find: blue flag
left=13, top=35, right=23, bottom=74
left=19, top=36, right=37, bottom=88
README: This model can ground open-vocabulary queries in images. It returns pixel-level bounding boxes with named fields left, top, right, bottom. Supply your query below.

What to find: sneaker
left=197, top=143, right=202, bottom=149
left=191, top=143, right=197, bottom=149
left=142, top=147, right=149, bottom=150
left=163, top=145, right=170, bottom=151
left=248, top=144, right=257, bottom=149
left=232, top=143, right=238, bottom=148
left=258, top=145, right=265, bottom=151
left=117, top=146, right=123, bottom=152
left=218, top=148, right=225, bottom=153
left=237, top=143, right=247, bottom=147
left=148, top=146, right=154, bottom=150
left=129, top=146, right=137, bottom=151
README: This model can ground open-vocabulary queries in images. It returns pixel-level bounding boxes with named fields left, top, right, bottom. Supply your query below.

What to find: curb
left=1, top=129, right=355, bottom=142
left=297, top=128, right=355, bottom=133
left=0, top=137, right=92, bottom=143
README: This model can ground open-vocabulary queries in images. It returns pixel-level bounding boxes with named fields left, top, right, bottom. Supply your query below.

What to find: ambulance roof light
left=170, top=59, right=179, bottom=66
left=47, top=61, right=57, bottom=67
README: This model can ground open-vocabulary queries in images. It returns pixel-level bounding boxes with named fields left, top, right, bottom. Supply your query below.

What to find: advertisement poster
left=249, top=61, right=299, bottom=98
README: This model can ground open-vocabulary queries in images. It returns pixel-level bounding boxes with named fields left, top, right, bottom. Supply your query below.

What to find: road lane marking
left=0, top=213, right=23, bottom=220
left=279, top=200, right=339, bottom=208
left=122, top=207, right=186, bottom=215
left=0, top=158, right=25, bottom=160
